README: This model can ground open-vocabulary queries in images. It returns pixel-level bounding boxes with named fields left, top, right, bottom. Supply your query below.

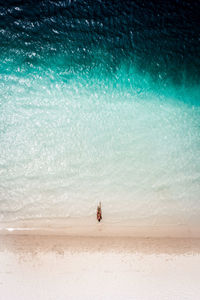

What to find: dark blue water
left=1, top=1, right=200, bottom=84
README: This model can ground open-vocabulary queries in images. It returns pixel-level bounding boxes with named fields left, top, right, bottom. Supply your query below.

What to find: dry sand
left=0, top=235, right=200, bottom=300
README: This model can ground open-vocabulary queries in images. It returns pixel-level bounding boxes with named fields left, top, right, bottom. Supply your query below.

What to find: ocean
left=0, top=0, right=200, bottom=233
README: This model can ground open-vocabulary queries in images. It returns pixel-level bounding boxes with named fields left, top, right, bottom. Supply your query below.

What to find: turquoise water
left=0, top=1, right=200, bottom=230
left=1, top=62, right=200, bottom=226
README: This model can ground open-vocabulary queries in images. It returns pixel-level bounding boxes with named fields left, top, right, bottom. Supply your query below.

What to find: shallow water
left=0, top=1, right=200, bottom=230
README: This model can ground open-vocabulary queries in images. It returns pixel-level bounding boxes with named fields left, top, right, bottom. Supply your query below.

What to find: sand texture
left=0, top=235, right=200, bottom=300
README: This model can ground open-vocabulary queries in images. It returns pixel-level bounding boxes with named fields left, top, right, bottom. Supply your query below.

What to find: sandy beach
left=0, top=234, right=200, bottom=300
left=1, top=1, right=200, bottom=299
left=1, top=216, right=200, bottom=238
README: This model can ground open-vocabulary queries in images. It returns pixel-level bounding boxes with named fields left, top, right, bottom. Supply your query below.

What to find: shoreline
left=1, top=219, right=200, bottom=238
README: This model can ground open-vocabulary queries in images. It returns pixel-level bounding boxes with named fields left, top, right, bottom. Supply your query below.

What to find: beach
left=1, top=234, right=200, bottom=300
left=0, top=1, right=200, bottom=299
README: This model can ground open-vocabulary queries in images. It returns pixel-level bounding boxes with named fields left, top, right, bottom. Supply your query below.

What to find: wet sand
left=0, top=235, right=200, bottom=300
left=1, top=217, right=200, bottom=238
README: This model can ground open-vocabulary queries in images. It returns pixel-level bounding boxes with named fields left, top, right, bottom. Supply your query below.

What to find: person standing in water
left=97, top=202, right=102, bottom=222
